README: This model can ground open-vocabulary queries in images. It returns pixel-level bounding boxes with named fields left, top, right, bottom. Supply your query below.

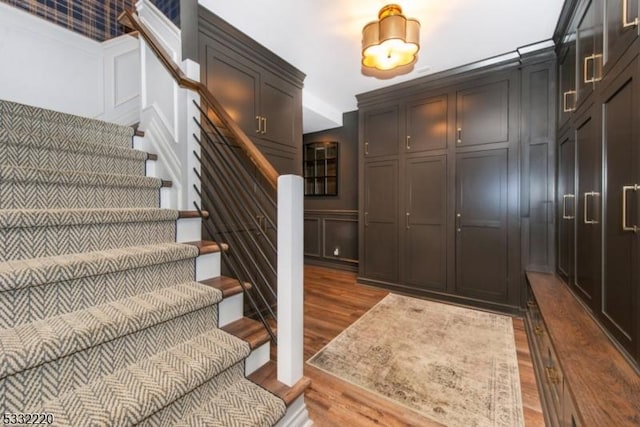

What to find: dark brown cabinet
left=601, top=54, right=640, bottom=358
left=199, top=9, right=304, bottom=175
left=203, top=46, right=260, bottom=138
left=455, top=149, right=509, bottom=301
left=557, top=131, right=576, bottom=284
left=455, top=80, right=510, bottom=147
left=554, top=0, right=640, bottom=369
left=362, top=160, right=398, bottom=282
left=405, top=95, right=447, bottom=152
left=574, top=110, right=601, bottom=306
left=259, top=73, right=300, bottom=149
left=403, top=155, right=447, bottom=291
left=358, top=68, right=521, bottom=311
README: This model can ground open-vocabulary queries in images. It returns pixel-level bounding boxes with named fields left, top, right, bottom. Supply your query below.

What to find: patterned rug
left=307, top=294, right=524, bottom=427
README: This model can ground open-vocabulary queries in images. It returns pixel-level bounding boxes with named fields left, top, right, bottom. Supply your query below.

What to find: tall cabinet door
left=403, top=155, right=447, bottom=291
left=557, top=132, right=576, bottom=284
left=601, top=57, right=640, bottom=361
left=362, top=160, right=398, bottom=282
left=455, top=149, right=509, bottom=302
left=575, top=112, right=601, bottom=307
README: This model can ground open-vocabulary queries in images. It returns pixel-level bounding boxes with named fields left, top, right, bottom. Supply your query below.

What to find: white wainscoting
left=0, top=1, right=140, bottom=125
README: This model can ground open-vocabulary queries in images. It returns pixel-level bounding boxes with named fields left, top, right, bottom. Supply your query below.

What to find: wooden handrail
left=118, top=10, right=279, bottom=189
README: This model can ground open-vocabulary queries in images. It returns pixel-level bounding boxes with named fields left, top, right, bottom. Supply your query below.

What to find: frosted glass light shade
left=362, top=5, right=420, bottom=71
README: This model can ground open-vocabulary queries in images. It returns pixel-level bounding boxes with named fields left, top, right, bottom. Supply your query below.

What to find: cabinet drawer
left=542, top=337, right=564, bottom=414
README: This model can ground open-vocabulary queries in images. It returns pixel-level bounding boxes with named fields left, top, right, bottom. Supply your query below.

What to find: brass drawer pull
left=563, top=194, right=575, bottom=219
left=583, top=54, right=603, bottom=84
left=563, top=90, right=576, bottom=112
left=545, top=366, right=560, bottom=384
left=527, top=300, right=537, bottom=309
left=622, top=185, right=639, bottom=232
left=584, top=191, right=600, bottom=224
left=534, top=326, right=544, bottom=336
left=623, top=0, right=639, bottom=28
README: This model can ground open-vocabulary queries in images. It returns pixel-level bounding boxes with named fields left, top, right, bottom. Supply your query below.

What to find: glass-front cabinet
left=304, top=141, right=338, bottom=196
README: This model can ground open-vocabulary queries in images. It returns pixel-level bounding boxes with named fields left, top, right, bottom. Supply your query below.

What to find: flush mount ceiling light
left=362, top=4, right=420, bottom=71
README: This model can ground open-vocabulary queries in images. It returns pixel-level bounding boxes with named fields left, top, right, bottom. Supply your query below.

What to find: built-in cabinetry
left=531, top=0, right=640, bottom=423
left=526, top=272, right=640, bottom=426
left=554, top=0, right=640, bottom=367
left=358, top=66, right=528, bottom=311
left=197, top=6, right=304, bottom=175
left=304, top=141, right=338, bottom=196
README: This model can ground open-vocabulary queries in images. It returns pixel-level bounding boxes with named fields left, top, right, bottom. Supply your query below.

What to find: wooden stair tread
left=200, top=276, right=251, bottom=298
left=183, top=240, right=228, bottom=254
left=526, top=272, right=640, bottom=426
left=221, top=317, right=270, bottom=350
left=134, top=129, right=145, bottom=137
left=146, top=153, right=158, bottom=161
left=248, top=361, right=311, bottom=406
left=178, top=210, right=209, bottom=219
left=161, top=180, right=172, bottom=188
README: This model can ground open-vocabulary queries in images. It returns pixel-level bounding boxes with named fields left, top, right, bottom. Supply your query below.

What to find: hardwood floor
left=301, top=265, right=544, bottom=426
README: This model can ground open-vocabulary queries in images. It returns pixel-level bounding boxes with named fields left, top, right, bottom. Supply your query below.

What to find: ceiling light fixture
left=362, top=4, right=420, bottom=71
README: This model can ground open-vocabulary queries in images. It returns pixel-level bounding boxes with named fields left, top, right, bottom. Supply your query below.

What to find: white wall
left=0, top=2, right=140, bottom=125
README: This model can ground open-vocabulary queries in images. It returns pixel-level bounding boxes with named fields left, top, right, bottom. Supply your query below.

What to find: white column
left=277, top=174, right=304, bottom=386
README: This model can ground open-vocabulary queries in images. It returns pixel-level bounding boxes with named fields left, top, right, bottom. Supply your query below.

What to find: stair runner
left=0, top=100, right=286, bottom=426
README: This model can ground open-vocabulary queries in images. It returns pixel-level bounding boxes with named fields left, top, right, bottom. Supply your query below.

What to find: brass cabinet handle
left=527, top=300, right=537, bottom=309
left=406, top=212, right=410, bottom=229
left=584, top=191, right=600, bottom=224
left=622, top=184, right=639, bottom=232
left=365, top=142, right=369, bottom=155
left=584, top=54, right=603, bottom=84
left=563, top=90, right=577, bottom=112
left=545, top=366, right=560, bottom=384
left=563, top=194, right=575, bottom=219
left=456, top=213, right=461, bottom=232
left=256, top=115, right=261, bottom=134
left=406, top=135, right=411, bottom=150
left=364, top=211, right=369, bottom=226
left=534, top=326, right=544, bottom=336
left=457, top=128, right=462, bottom=144
left=262, top=117, right=267, bottom=135
left=623, top=0, right=639, bottom=28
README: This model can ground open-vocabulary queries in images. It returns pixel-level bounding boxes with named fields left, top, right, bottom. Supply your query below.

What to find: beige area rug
left=307, top=294, right=524, bottom=427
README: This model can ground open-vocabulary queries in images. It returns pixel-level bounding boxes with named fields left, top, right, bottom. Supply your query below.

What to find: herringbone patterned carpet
left=0, top=99, right=286, bottom=426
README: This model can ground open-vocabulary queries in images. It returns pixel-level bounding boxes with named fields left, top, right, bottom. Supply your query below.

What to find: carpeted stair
left=0, top=99, right=286, bottom=426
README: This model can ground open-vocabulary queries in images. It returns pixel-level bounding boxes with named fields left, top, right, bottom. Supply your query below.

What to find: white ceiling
left=199, top=0, right=565, bottom=133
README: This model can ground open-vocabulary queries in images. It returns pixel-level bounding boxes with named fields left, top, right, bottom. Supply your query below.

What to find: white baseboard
left=275, top=396, right=313, bottom=427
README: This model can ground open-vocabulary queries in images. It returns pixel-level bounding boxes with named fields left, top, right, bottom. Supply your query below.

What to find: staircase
left=0, top=99, right=300, bottom=425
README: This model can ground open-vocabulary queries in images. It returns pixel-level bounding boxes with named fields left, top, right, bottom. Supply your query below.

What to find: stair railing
left=118, top=9, right=305, bottom=387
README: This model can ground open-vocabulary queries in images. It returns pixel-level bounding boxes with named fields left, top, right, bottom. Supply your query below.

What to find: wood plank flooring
left=302, top=265, right=544, bottom=426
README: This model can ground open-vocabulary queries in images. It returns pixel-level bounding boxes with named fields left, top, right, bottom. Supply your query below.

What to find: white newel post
left=277, top=175, right=304, bottom=387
